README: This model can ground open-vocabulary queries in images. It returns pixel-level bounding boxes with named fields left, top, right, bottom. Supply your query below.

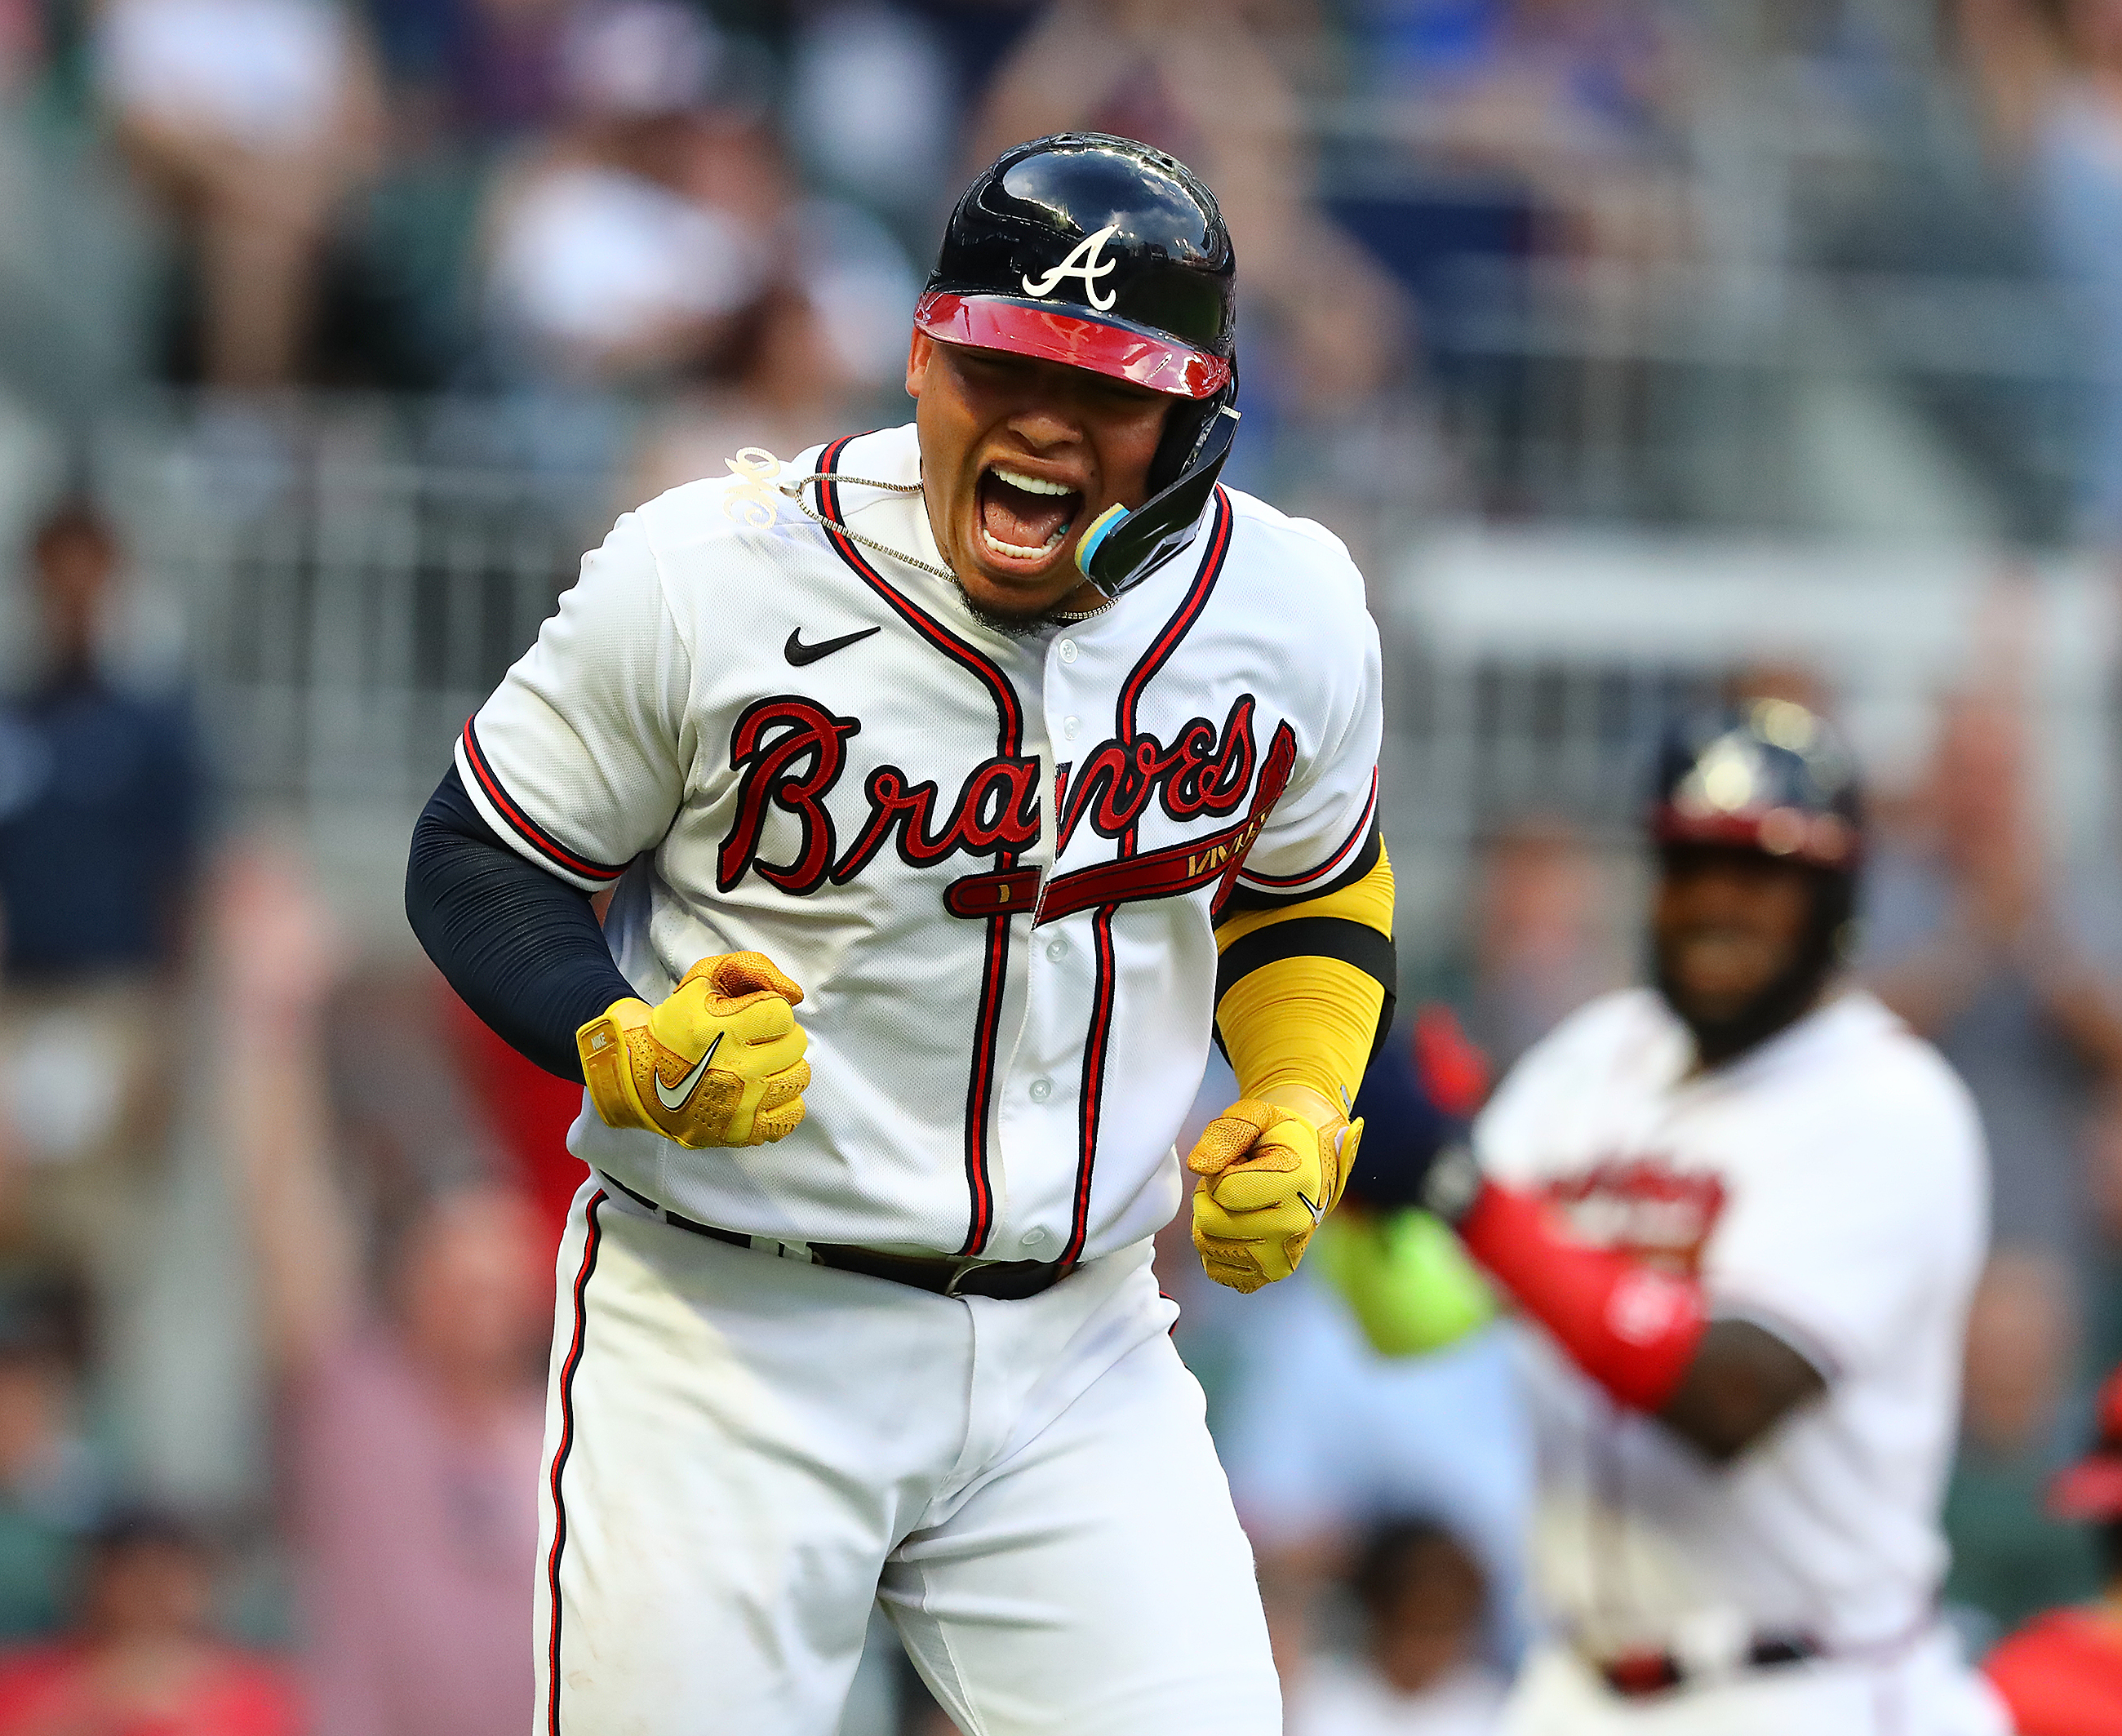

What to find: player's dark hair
left=1348, top=1515, right=1486, bottom=1622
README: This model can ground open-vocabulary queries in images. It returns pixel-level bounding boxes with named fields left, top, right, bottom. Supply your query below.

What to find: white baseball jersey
left=457, top=422, right=1383, bottom=1263
left=1474, top=987, right=1988, bottom=1657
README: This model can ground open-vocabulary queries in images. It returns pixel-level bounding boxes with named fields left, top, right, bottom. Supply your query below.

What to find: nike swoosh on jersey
left=785, top=625, right=881, bottom=666
left=655, top=1031, right=723, bottom=1112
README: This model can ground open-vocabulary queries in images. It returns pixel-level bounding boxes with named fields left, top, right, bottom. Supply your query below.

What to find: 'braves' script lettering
left=717, top=696, right=862, bottom=892
left=1057, top=694, right=1258, bottom=852
left=718, top=692, right=1279, bottom=915
left=717, top=695, right=1040, bottom=895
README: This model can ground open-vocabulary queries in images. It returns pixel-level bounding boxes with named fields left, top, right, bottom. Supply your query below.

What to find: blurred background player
left=1287, top=1513, right=1510, bottom=1736
left=1368, top=701, right=2004, bottom=1731
left=0, top=1507, right=301, bottom=1736
left=0, top=498, right=202, bottom=1415
left=216, top=846, right=550, bottom=1736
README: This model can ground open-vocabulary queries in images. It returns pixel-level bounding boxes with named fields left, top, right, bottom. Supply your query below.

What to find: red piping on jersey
left=1236, top=767, right=1378, bottom=888
left=812, top=437, right=1025, bottom=744
left=1062, top=489, right=1236, bottom=1266
left=461, top=720, right=628, bottom=885
left=544, top=1190, right=606, bottom=1736
left=815, top=436, right=1020, bottom=1256
left=1068, top=904, right=1121, bottom=1267
left=1113, top=491, right=1236, bottom=859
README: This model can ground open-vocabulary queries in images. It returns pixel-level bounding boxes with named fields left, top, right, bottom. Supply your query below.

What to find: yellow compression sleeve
left=1212, top=846, right=1395, bottom=1111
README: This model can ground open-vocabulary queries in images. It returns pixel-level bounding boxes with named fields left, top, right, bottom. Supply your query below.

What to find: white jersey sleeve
left=1220, top=508, right=1383, bottom=900
left=1701, top=1046, right=1988, bottom=1378
left=455, top=508, right=696, bottom=891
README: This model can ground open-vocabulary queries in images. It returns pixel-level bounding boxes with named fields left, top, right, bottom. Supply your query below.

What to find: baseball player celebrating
left=404, top=133, right=1394, bottom=1734
left=1367, top=702, right=2004, bottom=1733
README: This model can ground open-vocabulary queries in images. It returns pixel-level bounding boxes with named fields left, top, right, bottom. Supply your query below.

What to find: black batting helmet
left=1650, top=699, right=1862, bottom=872
left=1649, top=699, right=1865, bottom=1063
left=917, top=132, right=1241, bottom=600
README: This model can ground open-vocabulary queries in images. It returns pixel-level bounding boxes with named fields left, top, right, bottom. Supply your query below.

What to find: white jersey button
left=1059, top=638, right=1079, bottom=664
left=1021, top=1226, right=1051, bottom=1253
left=1028, top=1077, right=1054, bottom=1103
left=1063, top=715, right=1080, bottom=739
left=1045, top=937, right=1068, bottom=961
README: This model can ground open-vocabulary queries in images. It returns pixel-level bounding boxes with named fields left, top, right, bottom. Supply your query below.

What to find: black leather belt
left=1597, top=1634, right=1818, bottom=1699
left=601, top=1176, right=1075, bottom=1301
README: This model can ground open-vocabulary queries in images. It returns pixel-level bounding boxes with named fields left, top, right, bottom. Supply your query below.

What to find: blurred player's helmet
left=917, top=132, right=1240, bottom=600
left=1651, top=699, right=1862, bottom=872
left=1649, top=699, right=1864, bottom=1059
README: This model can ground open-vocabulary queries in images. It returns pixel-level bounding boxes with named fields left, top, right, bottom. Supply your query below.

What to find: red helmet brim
left=914, top=291, right=1232, bottom=400
left=1652, top=806, right=1860, bottom=872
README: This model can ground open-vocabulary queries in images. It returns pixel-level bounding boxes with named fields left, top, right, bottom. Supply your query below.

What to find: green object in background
left=1315, top=1206, right=1497, bottom=1357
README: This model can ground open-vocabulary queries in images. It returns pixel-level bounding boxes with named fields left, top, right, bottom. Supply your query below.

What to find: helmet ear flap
left=1148, top=385, right=1219, bottom=493
left=1077, top=380, right=1241, bottom=599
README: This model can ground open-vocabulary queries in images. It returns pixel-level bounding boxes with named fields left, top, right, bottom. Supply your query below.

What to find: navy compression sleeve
left=405, top=765, right=637, bottom=1081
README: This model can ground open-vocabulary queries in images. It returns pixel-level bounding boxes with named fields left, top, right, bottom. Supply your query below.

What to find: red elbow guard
left=1458, top=1180, right=1706, bottom=1412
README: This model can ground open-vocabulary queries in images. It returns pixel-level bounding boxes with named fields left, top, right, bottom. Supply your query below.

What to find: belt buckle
left=942, top=1259, right=986, bottom=1299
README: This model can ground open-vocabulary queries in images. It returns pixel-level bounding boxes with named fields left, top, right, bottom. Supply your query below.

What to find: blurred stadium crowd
left=5, top=0, right=2122, bottom=1731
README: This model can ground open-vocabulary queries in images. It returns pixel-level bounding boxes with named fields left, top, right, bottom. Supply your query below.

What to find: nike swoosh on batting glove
left=577, top=952, right=810, bottom=1149
left=1187, top=1088, right=1365, bottom=1294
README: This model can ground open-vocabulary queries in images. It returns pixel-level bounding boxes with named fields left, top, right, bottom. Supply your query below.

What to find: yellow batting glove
left=576, top=952, right=810, bottom=1149
left=1188, top=1084, right=1363, bottom=1294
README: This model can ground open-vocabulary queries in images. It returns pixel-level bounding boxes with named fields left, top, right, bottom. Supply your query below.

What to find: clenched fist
left=576, top=952, right=810, bottom=1148
left=1188, top=1086, right=1363, bottom=1293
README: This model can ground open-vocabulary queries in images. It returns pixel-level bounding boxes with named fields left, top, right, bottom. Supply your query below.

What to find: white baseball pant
left=533, top=1179, right=1281, bottom=1735
left=1500, top=1630, right=2010, bottom=1736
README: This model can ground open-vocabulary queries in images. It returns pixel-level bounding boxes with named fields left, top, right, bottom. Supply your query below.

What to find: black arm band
left=404, top=764, right=638, bottom=1082
left=1211, top=916, right=1399, bottom=1068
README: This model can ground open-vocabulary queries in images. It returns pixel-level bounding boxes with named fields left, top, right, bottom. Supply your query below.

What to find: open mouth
left=976, top=464, right=1084, bottom=566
